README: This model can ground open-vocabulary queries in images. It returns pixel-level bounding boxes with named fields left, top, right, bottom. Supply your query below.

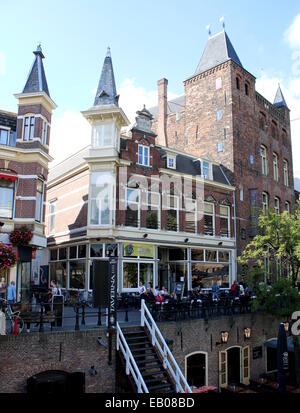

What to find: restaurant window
left=90, top=171, right=114, bottom=226
left=274, top=197, right=280, bottom=215
left=50, top=249, right=58, bottom=261
left=283, top=160, right=289, bottom=187
left=125, top=188, right=139, bottom=227
left=260, top=145, right=268, bottom=176
left=166, top=195, right=178, bottom=232
left=191, top=249, right=204, bottom=261
left=49, top=261, right=67, bottom=289
left=138, top=145, right=150, bottom=167
left=90, top=244, right=104, bottom=258
left=35, top=179, right=44, bottom=222
left=185, top=198, right=196, bottom=233
left=206, top=250, right=217, bottom=262
left=59, top=248, right=67, bottom=260
left=0, top=128, right=9, bottom=145
left=123, top=261, right=153, bottom=290
left=273, top=153, right=279, bottom=182
left=169, top=248, right=187, bottom=261
left=49, top=200, right=56, bottom=233
left=23, top=115, right=35, bottom=141
left=69, top=260, right=86, bottom=290
left=0, top=179, right=15, bottom=219
left=69, top=246, right=77, bottom=259
left=220, top=206, right=230, bottom=238
left=78, top=244, right=87, bottom=258
left=262, top=192, right=269, bottom=214
left=145, top=192, right=160, bottom=230
left=204, top=202, right=214, bottom=236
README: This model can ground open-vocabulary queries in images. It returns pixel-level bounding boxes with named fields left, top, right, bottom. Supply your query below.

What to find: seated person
left=156, top=291, right=165, bottom=304
left=161, top=286, right=170, bottom=297
left=146, top=283, right=156, bottom=302
left=230, top=281, right=239, bottom=298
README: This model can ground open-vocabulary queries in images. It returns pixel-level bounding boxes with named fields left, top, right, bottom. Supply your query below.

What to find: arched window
left=274, top=197, right=280, bottom=215
left=273, top=153, right=279, bottom=182
left=283, top=160, right=289, bottom=187
left=260, top=145, right=268, bottom=175
left=262, top=192, right=269, bottom=214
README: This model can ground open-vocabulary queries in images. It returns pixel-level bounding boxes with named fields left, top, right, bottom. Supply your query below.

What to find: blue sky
left=0, top=0, right=300, bottom=178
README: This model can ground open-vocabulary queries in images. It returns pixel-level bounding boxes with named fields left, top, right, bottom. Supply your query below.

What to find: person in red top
left=156, top=291, right=165, bottom=304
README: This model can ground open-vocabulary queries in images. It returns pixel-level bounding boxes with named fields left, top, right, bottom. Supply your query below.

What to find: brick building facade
left=0, top=45, right=56, bottom=301
left=46, top=49, right=237, bottom=294
left=150, top=30, right=295, bottom=279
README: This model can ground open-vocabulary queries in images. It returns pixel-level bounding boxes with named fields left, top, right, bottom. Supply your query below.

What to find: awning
left=264, top=336, right=300, bottom=353
left=0, top=173, right=17, bottom=182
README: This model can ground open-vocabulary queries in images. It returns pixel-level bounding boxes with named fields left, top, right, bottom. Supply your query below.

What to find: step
left=137, top=360, right=161, bottom=368
left=144, top=377, right=170, bottom=385
left=133, top=353, right=158, bottom=359
left=142, top=370, right=167, bottom=378
left=128, top=341, right=153, bottom=348
left=123, top=328, right=145, bottom=335
left=147, top=383, right=173, bottom=391
left=131, top=347, right=156, bottom=353
left=125, top=335, right=148, bottom=341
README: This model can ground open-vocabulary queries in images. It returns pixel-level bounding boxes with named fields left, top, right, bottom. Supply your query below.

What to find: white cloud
left=50, top=79, right=179, bottom=166
left=284, top=13, right=300, bottom=50
left=256, top=74, right=300, bottom=179
left=0, top=52, right=6, bottom=76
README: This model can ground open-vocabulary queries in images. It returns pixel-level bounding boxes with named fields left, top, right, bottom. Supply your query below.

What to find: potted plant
left=9, top=226, right=33, bottom=262
left=0, top=243, right=16, bottom=269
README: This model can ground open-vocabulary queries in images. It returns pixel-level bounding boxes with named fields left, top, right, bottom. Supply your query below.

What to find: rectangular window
left=90, top=172, right=114, bottom=226
left=167, top=155, right=176, bottom=169
left=92, top=122, right=114, bottom=147
left=166, top=195, right=178, bottom=232
left=138, top=145, right=150, bottom=166
left=204, top=202, right=214, bottom=236
left=90, top=243, right=104, bottom=258
left=49, top=200, right=56, bottom=232
left=42, top=121, right=48, bottom=145
left=273, top=153, right=279, bottom=182
left=122, top=261, right=154, bottom=291
left=283, top=160, right=289, bottom=187
left=125, top=188, right=139, bottom=227
left=0, top=128, right=9, bottom=145
left=274, top=198, right=280, bottom=215
left=69, top=260, right=86, bottom=289
left=245, top=83, right=249, bottom=96
left=185, top=198, right=196, bottom=233
left=220, top=205, right=230, bottom=238
left=202, top=161, right=210, bottom=180
left=262, top=192, right=268, bottom=214
left=260, top=146, right=268, bottom=175
left=35, top=179, right=44, bottom=222
left=285, top=202, right=290, bottom=213
left=49, top=261, right=67, bottom=289
left=145, top=192, right=160, bottom=230
left=23, top=116, right=35, bottom=141
left=0, top=179, right=15, bottom=219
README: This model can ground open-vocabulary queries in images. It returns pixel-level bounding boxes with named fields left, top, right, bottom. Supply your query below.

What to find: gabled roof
left=194, top=30, right=243, bottom=75
left=94, top=47, right=119, bottom=106
left=273, top=85, right=289, bottom=109
left=23, top=45, right=50, bottom=97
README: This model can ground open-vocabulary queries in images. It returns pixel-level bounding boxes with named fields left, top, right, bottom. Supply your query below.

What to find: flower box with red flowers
left=9, top=226, right=33, bottom=247
left=0, top=243, right=17, bottom=269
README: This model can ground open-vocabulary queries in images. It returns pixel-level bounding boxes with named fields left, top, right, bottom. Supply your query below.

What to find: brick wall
left=0, top=329, right=115, bottom=393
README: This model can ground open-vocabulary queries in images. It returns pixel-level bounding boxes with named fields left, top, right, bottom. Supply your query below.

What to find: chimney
left=157, top=78, right=168, bottom=147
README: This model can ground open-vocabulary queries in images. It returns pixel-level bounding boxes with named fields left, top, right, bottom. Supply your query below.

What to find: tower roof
left=195, top=30, right=243, bottom=75
left=273, top=84, right=289, bottom=109
left=23, top=45, right=50, bottom=97
left=94, top=47, right=119, bottom=107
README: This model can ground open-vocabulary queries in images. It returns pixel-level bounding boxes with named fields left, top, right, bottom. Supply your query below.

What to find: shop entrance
left=186, top=353, right=207, bottom=388
left=227, top=347, right=241, bottom=385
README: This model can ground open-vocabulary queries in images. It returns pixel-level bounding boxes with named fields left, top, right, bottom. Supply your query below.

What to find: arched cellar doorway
left=185, top=352, right=208, bottom=389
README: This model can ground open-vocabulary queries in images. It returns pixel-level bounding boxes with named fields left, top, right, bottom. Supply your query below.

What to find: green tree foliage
left=239, top=204, right=300, bottom=286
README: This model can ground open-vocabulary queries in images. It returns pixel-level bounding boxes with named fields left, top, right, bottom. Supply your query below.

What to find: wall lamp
left=143, top=234, right=148, bottom=239
left=184, top=238, right=189, bottom=244
left=216, top=331, right=229, bottom=346
left=0, top=222, right=4, bottom=228
left=244, top=327, right=251, bottom=340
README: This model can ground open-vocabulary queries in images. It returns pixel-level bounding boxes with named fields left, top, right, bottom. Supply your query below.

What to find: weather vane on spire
left=219, top=16, right=225, bottom=30
left=205, top=24, right=212, bottom=36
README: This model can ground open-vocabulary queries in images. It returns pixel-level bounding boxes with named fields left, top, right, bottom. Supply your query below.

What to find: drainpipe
left=232, top=190, right=238, bottom=282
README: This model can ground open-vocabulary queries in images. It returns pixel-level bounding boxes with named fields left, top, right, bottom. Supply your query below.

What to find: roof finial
left=219, top=16, right=225, bottom=30
left=106, top=46, right=111, bottom=58
left=205, top=24, right=212, bottom=36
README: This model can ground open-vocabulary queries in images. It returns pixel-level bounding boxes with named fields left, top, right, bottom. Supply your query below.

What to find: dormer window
left=202, top=161, right=211, bottom=180
left=23, top=116, right=35, bottom=141
left=167, top=155, right=176, bottom=169
left=138, top=145, right=149, bottom=167
left=0, top=128, right=9, bottom=145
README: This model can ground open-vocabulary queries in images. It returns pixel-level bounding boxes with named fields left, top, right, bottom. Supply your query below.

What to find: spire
left=23, top=44, right=50, bottom=97
left=194, top=30, right=242, bottom=75
left=273, top=84, right=289, bottom=109
left=94, top=47, right=119, bottom=107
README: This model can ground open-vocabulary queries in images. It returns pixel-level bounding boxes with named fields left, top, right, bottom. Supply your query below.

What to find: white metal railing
left=141, top=300, right=192, bottom=393
left=116, top=322, right=149, bottom=393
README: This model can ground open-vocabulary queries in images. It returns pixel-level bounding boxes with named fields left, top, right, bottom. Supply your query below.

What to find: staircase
left=117, top=300, right=192, bottom=394
left=121, top=326, right=175, bottom=393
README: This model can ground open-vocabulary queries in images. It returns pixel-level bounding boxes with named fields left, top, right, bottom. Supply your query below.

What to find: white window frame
left=167, top=155, right=176, bottom=169
left=283, top=160, right=289, bottom=187
left=0, top=126, right=10, bottom=145
left=41, top=120, right=48, bottom=145
left=273, top=153, right=279, bottom=182
left=49, top=200, right=56, bottom=233
left=144, top=191, right=160, bottom=230
left=122, top=260, right=155, bottom=292
left=166, top=194, right=179, bottom=233
left=125, top=187, right=140, bottom=228
left=274, top=197, right=280, bottom=215
left=35, top=179, right=44, bottom=222
left=0, top=179, right=15, bottom=219
left=22, top=115, right=35, bottom=141
left=138, top=145, right=150, bottom=167
left=260, top=145, right=268, bottom=176
left=204, top=202, right=215, bottom=236
left=202, top=161, right=211, bottom=180
left=285, top=201, right=290, bottom=214
left=220, top=205, right=230, bottom=238
left=184, top=198, right=197, bottom=234
left=262, top=192, right=269, bottom=214
left=92, top=122, right=115, bottom=148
